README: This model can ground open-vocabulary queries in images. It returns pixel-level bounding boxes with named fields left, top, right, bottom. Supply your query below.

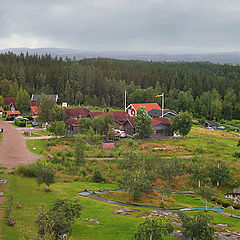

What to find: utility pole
left=124, top=90, right=127, bottom=111
left=156, top=93, right=164, bottom=118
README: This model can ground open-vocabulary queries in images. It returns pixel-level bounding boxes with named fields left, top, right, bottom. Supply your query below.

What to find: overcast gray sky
left=1, top=0, right=240, bottom=52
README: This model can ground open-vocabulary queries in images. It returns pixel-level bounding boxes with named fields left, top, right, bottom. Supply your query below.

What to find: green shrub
left=15, top=120, right=26, bottom=127
left=233, top=151, right=240, bottom=158
left=16, top=162, right=39, bottom=177
left=92, top=170, right=105, bottom=183
left=194, top=146, right=205, bottom=154
left=237, top=139, right=240, bottom=147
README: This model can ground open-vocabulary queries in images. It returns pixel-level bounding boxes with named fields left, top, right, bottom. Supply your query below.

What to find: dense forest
left=0, top=52, right=240, bottom=120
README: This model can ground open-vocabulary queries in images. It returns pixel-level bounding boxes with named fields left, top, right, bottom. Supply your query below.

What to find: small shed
left=203, top=121, right=219, bottom=130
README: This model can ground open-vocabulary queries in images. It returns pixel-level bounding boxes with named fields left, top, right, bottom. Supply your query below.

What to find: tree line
left=0, top=52, right=240, bottom=120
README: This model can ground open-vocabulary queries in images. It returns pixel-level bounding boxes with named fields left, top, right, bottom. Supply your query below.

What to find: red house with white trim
left=126, top=103, right=168, bottom=117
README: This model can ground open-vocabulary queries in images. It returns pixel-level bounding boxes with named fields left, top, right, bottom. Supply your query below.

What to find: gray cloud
left=1, top=0, right=240, bottom=52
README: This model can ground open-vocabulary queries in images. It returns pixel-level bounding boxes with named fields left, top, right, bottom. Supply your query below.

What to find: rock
left=217, top=223, right=230, bottom=227
left=113, top=210, right=126, bottom=215
left=16, top=203, right=22, bottom=209
left=85, top=218, right=100, bottom=224
left=216, top=234, right=238, bottom=240
left=122, top=207, right=139, bottom=212
left=233, top=231, right=240, bottom=236
left=8, top=219, right=15, bottom=226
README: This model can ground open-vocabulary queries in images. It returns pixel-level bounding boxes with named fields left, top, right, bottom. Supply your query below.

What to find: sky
left=1, top=0, right=240, bottom=53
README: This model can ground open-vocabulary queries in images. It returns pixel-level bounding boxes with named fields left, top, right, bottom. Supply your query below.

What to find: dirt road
left=0, top=121, right=35, bottom=169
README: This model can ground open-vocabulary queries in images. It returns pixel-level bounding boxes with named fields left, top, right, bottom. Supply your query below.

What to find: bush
left=194, top=146, right=205, bottom=154
left=5, top=116, right=15, bottom=121
left=233, top=151, right=240, bottom=158
left=16, top=162, right=39, bottom=177
left=92, top=170, right=105, bottom=183
left=15, top=120, right=26, bottom=127
left=237, top=139, right=240, bottom=147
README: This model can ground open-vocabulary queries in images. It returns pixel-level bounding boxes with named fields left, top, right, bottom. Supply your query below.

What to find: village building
left=31, top=94, right=59, bottom=102
left=203, top=121, right=219, bottom=130
left=64, top=108, right=91, bottom=120
left=91, top=111, right=135, bottom=136
left=29, top=106, right=39, bottom=122
left=65, top=118, right=79, bottom=134
left=5, top=110, right=20, bottom=118
left=150, top=117, right=173, bottom=138
left=126, top=103, right=164, bottom=117
left=148, top=109, right=178, bottom=119
left=3, top=97, right=17, bottom=110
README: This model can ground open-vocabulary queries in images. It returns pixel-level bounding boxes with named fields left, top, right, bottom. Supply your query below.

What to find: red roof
left=151, top=117, right=170, bottom=126
left=91, top=111, right=130, bottom=123
left=64, top=118, right=79, bottom=125
left=30, top=106, right=39, bottom=115
left=91, top=112, right=104, bottom=118
left=6, top=110, right=20, bottom=115
left=3, top=97, right=17, bottom=106
left=65, top=108, right=91, bottom=118
left=131, top=103, right=164, bottom=112
left=112, top=111, right=129, bottom=122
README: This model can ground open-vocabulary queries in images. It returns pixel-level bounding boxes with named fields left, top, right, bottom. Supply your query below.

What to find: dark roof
left=65, top=108, right=91, bottom=118
left=3, top=97, right=17, bottom=106
left=31, top=94, right=58, bottom=102
left=65, top=118, right=78, bottom=125
left=148, top=109, right=177, bottom=118
left=204, top=121, right=219, bottom=127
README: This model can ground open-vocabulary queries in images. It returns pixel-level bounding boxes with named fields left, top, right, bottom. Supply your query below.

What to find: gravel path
left=0, top=121, right=35, bottom=169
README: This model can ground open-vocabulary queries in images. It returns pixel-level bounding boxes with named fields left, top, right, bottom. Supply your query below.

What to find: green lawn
left=26, top=139, right=48, bottom=155
left=1, top=175, right=177, bottom=240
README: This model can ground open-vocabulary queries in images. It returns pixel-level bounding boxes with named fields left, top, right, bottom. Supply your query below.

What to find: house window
left=156, top=129, right=164, bottom=135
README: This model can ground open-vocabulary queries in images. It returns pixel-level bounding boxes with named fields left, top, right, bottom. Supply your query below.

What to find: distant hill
left=1, top=47, right=240, bottom=64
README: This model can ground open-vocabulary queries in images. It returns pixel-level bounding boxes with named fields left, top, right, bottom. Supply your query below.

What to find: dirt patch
left=0, top=121, right=35, bottom=169
left=50, top=144, right=71, bottom=152
left=138, top=143, right=184, bottom=151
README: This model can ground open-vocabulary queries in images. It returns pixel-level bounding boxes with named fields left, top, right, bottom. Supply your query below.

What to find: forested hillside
left=0, top=52, right=240, bottom=120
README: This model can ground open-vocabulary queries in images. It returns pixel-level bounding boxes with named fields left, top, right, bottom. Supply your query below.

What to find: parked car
left=32, top=122, right=38, bottom=127
left=15, top=116, right=29, bottom=121
left=114, top=129, right=126, bottom=138
left=217, top=126, right=226, bottom=130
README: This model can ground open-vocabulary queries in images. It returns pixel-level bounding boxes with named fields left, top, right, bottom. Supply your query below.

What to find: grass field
left=1, top=175, right=177, bottom=240
left=1, top=125, right=240, bottom=239
left=1, top=175, right=240, bottom=239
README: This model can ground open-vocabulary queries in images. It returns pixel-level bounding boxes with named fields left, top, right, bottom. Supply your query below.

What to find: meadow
left=1, top=125, right=240, bottom=239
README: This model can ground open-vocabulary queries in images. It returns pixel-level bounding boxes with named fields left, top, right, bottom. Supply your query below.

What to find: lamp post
left=33, top=147, right=36, bottom=161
